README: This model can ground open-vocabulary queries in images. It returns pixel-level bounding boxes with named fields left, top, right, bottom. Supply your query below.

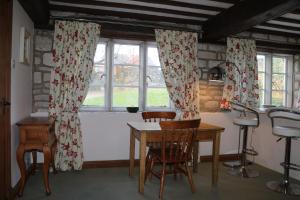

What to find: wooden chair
left=145, top=119, right=201, bottom=199
left=142, top=112, right=177, bottom=180
left=142, top=111, right=176, bottom=122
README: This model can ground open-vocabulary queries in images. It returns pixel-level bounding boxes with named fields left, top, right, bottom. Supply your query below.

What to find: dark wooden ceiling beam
left=202, top=0, right=300, bottom=41
left=50, top=4, right=205, bottom=25
left=131, top=0, right=225, bottom=12
left=51, top=0, right=212, bottom=19
left=18, top=0, right=49, bottom=26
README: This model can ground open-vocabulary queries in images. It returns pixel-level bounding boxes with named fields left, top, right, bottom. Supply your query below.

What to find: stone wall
left=33, top=30, right=54, bottom=112
left=32, top=29, right=300, bottom=112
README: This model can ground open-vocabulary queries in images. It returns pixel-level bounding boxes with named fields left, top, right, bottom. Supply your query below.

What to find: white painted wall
left=31, top=111, right=300, bottom=181
left=11, top=0, right=34, bottom=187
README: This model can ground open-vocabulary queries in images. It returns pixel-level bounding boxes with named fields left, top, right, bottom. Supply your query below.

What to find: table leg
left=139, top=133, right=146, bottom=193
left=193, top=142, right=199, bottom=173
left=16, top=145, right=26, bottom=197
left=42, top=146, right=51, bottom=195
left=212, top=132, right=221, bottom=186
left=129, top=128, right=135, bottom=177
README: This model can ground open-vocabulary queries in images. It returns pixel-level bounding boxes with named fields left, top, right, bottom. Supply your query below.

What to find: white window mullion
left=139, top=42, right=146, bottom=111
left=107, top=39, right=113, bottom=111
left=286, top=55, right=293, bottom=107
left=265, top=54, right=272, bottom=105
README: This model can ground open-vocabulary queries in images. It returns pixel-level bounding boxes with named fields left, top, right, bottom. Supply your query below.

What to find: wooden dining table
left=128, top=121, right=225, bottom=193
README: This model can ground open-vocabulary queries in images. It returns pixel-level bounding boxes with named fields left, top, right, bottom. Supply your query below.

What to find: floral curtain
left=49, top=20, right=100, bottom=171
left=220, top=37, right=259, bottom=110
left=155, top=29, right=200, bottom=119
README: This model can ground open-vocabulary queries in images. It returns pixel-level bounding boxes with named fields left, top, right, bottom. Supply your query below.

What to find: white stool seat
left=233, top=116, right=258, bottom=126
left=273, top=126, right=300, bottom=138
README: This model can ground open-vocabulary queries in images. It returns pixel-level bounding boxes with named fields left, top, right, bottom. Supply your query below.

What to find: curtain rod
left=49, top=15, right=202, bottom=34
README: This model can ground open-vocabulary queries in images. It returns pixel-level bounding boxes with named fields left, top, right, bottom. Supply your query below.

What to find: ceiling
left=19, top=0, right=300, bottom=52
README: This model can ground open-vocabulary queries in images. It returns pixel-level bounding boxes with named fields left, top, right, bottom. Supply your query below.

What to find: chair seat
left=233, top=116, right=258, bottom=126
left=273, top=126, right=300, bottom=137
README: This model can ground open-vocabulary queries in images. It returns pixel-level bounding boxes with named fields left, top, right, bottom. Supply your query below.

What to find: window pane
left=272, top=57, right=286, bottom=73
left=272, top=74, right=286, bottom=90
left=147, top=66, right=165, bottom=87
left=114, top=44, right=139, bottom=65
left=146, top=88, right=169, bottom=107
left=113, top=87, right=138, bottom=107
left=257, top=55, right=265, bottom=72
left=113, top=65, right=139, bottom=86
left=259, top=89, right=264, bottom=106
left=83, top=43, right=106, bottom=107
left=258, top=72, right=265, bottom=90
left=147, top=47, right=160, bottom=66
left=94, top=44, right=106, bottom=64
left=272, top=91, right=285, bottom=106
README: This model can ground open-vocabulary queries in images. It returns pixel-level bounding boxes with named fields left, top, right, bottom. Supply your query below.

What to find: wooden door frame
left=0, top=0, right=13, bottom=199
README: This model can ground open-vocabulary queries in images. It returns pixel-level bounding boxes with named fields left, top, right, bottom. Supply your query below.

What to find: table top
left=127, top=121, right=225, bottom=132
left=16, top=117, right=51, bottom=126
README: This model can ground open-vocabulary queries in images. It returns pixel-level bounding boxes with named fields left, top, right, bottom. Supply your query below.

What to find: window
left=257, top=53, right=293, bottom=107
left=146, top=47, right=169, bottom=108
left=83, top=40, right=170, bottom=111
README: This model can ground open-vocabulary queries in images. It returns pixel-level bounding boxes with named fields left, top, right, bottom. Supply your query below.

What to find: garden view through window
left=83, top=40, right=170, bottom=110
left=257, top=54, right=291, bottom=107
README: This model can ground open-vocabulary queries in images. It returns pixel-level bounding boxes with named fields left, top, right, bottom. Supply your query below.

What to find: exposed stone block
left=207, top=44, right=225, bottom=52
left=43, top=53, right=55, bottom=67
left=198, top=51, right=216, bottom=60
left=204, top=101, right=220, bottom=111
left=34, top=57, right=41, bottom=65
left=208, top=60, right=222, bottom=68
left=34, top=72, right=42, bottom=84
left=198, top=43, right=207, bottom=50
left=269, top=35, right=287, bottom=42
left=295, top=74, right=300, bottom=81
left=34, top=101, right=49, bottom=108
left=34, top=95, right=49, bottom=101
left=35, top=35, right=52, bottom=51
left=43, top=73, right=51, bottom=82
left=198, top=59, right=207, bottom=68
left=252, top=33, right=268, bottom=40
left=39, top=67, right=52, bottom=72
left=288, top=37, right=297, bottom=43
left=33, top=89, right=41, bottom=95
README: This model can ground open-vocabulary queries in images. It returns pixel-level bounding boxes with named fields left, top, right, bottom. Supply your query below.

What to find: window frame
left=81, top=39, right=172, bottom=112
left=257, top=52, right=293, bottom=107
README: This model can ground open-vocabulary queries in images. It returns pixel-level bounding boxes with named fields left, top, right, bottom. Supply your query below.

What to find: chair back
left=230, top=101, right=260, bottom=127
left=142, top=111, right=176, bottom=122
left=267, top=108, right=300, bottom=127
left=159, top=119, right=201, bottom=163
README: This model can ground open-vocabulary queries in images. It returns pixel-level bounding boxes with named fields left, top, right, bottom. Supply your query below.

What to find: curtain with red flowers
left=155, top=29, right=200, bottom=119
left=220, top=38, right=259, bottom=110
left=49, top=21, right=100, bottom=171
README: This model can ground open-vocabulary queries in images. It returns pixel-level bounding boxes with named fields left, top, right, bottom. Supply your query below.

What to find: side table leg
left=32, top=151, right=37, bottom=175
left=16, top=145, right=26, bottom=197
left=51, top=141, right=57, bottom=174
left=193, top=142, right=199, bottom=173
left=43, top=146, right=51, bottom=195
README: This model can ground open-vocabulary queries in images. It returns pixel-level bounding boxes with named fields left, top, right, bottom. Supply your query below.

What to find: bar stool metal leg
left=228, top=126, right=259, bottom=178
left=266, top=138, right=300, bottom=195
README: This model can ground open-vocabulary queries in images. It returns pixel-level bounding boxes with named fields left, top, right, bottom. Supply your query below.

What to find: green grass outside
left=83, top=88, right=169, bottom=107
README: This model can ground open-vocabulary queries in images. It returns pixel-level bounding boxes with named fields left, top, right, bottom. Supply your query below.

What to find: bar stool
left=227, top=101, right=260, bottom=178
left=266, top=108, right=300, bottom=196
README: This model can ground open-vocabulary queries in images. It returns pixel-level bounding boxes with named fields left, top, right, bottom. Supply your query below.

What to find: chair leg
left=159, top=163, right=166, bottom=199
left=185, top=162, right=196, bottom=193
left=145, top=154, right=152, bottom=183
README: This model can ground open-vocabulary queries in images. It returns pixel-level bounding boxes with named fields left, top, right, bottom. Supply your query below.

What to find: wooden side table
left=16, top=117, right=56, bottom=196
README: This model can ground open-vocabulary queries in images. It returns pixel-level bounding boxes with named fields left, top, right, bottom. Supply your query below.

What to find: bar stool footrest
left=280, top=162, right=300, bottom=171
left=244, top=148, right=258, bottom=156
